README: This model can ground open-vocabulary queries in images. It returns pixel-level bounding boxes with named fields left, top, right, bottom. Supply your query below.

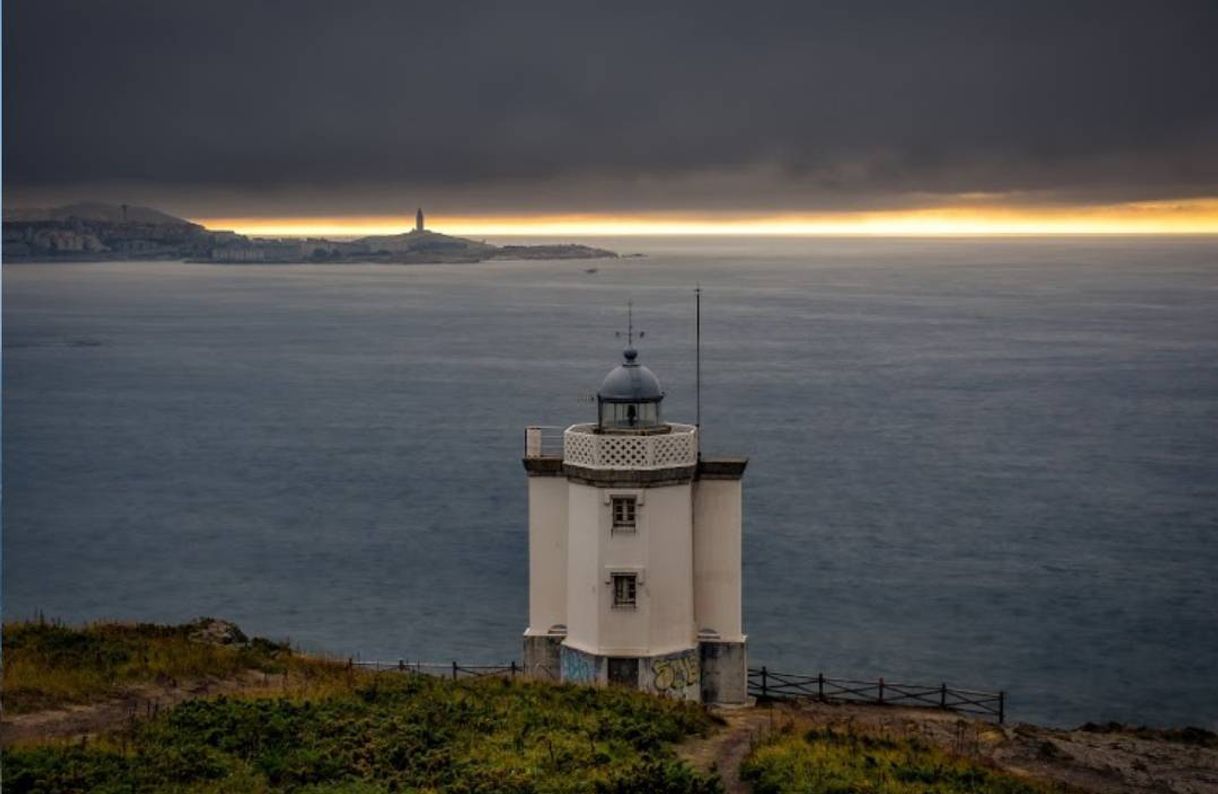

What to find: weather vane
left=615, top=300, right=645, bottom=347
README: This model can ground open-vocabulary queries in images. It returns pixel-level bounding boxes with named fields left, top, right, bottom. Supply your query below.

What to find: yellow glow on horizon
left=194, top=199, right=1218, bottom=238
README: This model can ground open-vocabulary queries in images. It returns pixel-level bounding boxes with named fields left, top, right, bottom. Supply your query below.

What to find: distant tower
left=415, top=208, right=424, bottom=232
left=522, top=341, right=749, bottom=704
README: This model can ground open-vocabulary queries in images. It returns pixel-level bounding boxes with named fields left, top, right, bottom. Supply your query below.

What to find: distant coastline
left=2, top=202, right=620, bottom=264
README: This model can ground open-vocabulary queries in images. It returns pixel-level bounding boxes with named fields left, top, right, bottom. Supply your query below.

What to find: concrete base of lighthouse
left=558, top=644, right=703, bottom=701
left=523, top=632, right=564, bottom=681
left=699, top=640, right=748, bottom=705
left=548, top=640, right=748, bottom=705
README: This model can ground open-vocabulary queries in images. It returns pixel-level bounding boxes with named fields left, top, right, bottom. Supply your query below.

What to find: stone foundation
left=640, top=647, right=701, bottom=701
left=559, top=645, right=603, bottom=684
left=699, top=640, right=748, bottom=705
left=544, top=641, right=746, bottom=704
left=523, top=634, right=564, bottom=681
left=556, top=644, right=702, bottom=701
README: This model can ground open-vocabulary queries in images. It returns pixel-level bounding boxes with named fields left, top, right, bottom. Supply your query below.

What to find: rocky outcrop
left=186, top=617, right=249, bottom=646
left=492, top=243, right=617, bottom=261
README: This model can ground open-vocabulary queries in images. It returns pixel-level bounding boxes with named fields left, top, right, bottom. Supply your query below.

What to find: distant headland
left=2, top=203, right=620, bottom=264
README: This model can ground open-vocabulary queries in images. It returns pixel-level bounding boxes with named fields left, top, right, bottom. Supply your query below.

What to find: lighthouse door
left=607, top=657, right=639, bottom=687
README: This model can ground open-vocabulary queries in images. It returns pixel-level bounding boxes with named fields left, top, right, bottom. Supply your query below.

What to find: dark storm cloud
left=5, top=0, right=1218, bottom=214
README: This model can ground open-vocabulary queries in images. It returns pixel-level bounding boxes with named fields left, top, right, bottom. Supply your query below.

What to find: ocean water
left=4, top=237, right=1216, bottom=728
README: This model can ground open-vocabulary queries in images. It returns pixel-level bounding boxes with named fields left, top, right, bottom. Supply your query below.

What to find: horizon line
left=193, top=199, right=1218, bottom=238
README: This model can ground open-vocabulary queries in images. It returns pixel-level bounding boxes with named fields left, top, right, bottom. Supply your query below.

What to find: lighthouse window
left=600, top=401, right=661, bottom=429
left=612, top=573, right=638, bottom=608
left=611, top=496, right=637, bottom=531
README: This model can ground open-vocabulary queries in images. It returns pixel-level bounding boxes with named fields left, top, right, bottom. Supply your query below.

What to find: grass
left=740, top=725, right=1065, bottom=794
left=2, top=618, right=343, bottom=714
left=4, top=674, right=722, bottom=793
left=2, top=620, right=723, bottom=792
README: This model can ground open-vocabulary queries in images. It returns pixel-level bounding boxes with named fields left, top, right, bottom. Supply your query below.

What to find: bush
left=1, top=619, right=334, bottom=713
left=739, top=726, right=1063, bottom=794
left=4, top=674, right=721, bottom=792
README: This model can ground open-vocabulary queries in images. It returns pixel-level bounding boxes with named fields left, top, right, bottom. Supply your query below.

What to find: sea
left=4, top=236, right=1216, bottom=729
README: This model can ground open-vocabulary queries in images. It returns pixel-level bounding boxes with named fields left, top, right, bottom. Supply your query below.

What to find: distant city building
left=415, top=208, right=424, bottom=232
left=522, top=345, right=749, bottom=704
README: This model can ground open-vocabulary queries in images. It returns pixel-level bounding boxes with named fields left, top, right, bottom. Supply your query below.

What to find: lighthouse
left=522, top=344, right=748, bottom=703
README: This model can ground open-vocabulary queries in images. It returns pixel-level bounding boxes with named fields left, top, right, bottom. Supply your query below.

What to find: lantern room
left=597, top=348, right=664, bottom=431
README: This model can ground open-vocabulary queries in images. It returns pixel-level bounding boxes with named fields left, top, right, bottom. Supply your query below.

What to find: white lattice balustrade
left=563, top=423, right=698, bottom=470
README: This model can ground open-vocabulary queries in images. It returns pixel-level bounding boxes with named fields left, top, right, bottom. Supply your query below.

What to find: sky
left=5, top=0, right=1218, bottom=234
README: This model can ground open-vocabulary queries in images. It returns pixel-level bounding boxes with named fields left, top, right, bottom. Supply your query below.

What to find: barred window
left=612, top=573, right=637, bottom=608
left=611, top=496, right=637, bottom=531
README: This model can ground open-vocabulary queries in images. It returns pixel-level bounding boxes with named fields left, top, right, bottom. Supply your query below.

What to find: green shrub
left=739, top=726, right=1062, bottom=794
left=2, top=619, right=334, bottom=713
left=4, top=674, right=721, bottom=793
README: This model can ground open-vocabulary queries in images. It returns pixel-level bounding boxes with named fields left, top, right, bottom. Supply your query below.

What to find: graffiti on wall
left=647, top=652, right=699, bottom=699
left=560, top=647, right=598, bottom=684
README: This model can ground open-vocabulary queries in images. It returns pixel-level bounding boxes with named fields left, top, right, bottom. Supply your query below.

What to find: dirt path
left=677, top=706, right=776, bottom=793
left=679, top=699, right=1218, bottom=794
left=1, top=670, right=285, bottom=747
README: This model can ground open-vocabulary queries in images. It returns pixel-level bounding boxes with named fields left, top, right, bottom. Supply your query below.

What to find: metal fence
left=350, top=659, right=520, bottom=680
left=345, top=659, right=1004, bottom=723
left=748, top=667, right=1005, bottom=723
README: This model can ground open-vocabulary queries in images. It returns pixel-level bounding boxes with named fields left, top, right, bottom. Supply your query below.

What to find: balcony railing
left=524, top=426, right=565, bottom=458
left=563, top=423, right=698, bottom=470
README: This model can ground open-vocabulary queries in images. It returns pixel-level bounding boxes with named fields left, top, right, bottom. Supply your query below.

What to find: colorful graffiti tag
left=648, top=652, right=699, bottom=698
left=560, top=647, right=598, bottom=684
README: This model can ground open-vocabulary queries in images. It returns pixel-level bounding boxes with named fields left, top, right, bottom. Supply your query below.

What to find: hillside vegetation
left=5, top=676, right=720, bottom=793
left=2, top=620, right=721, bottom=793
left=740, top=724, right=1064, bottom=794
left=1, top=618, right=337, bottom=714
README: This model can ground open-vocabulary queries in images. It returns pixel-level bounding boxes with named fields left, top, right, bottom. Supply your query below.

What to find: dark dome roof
left=598, top=348, right=663, bottom=402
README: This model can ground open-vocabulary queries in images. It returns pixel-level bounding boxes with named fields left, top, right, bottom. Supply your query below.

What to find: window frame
left=610, top=495, right=637, bottom=532
left=599, top=400, right=661, bottom=429
left=611, top=573, right=638, bottom=608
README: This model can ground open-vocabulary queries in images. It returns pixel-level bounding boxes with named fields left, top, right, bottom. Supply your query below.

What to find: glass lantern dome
left=597, top=348, right=664, bottom=430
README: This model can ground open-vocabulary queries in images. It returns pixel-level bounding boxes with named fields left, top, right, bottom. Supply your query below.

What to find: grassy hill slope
left=1, top=620, right=721, bottom=793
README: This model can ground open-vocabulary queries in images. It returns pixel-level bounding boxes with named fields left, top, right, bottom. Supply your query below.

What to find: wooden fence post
left=999, top=692, right=1005, bottom=724
left=761, top=666, right=768, bottom=699
left=510, top=661, right=517, bottom=680
left=452, top=661, right=458, bottom=681
left=940, top=683, right=947, bottom=708
left=878, top=677, right=884, bottom=705
left=398, top=659, right=405, bottom=672
left=818, top=672, right=824, bottom=701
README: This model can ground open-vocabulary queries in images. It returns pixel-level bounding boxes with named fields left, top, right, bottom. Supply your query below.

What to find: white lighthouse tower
left=522, top=344, right=748, bottom=703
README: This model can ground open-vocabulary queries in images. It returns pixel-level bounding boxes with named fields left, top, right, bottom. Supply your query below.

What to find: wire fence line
left=346, top=658, right=1005, bottom=722
left=349, top=659, right=520, bottom=680
left=748, top=667, right=1005, bottom=723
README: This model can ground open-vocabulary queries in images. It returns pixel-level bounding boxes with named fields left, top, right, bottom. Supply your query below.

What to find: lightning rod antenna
left=615, top=300, right=644, bottom=347
left=695, top=285, right=702, bottom=444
